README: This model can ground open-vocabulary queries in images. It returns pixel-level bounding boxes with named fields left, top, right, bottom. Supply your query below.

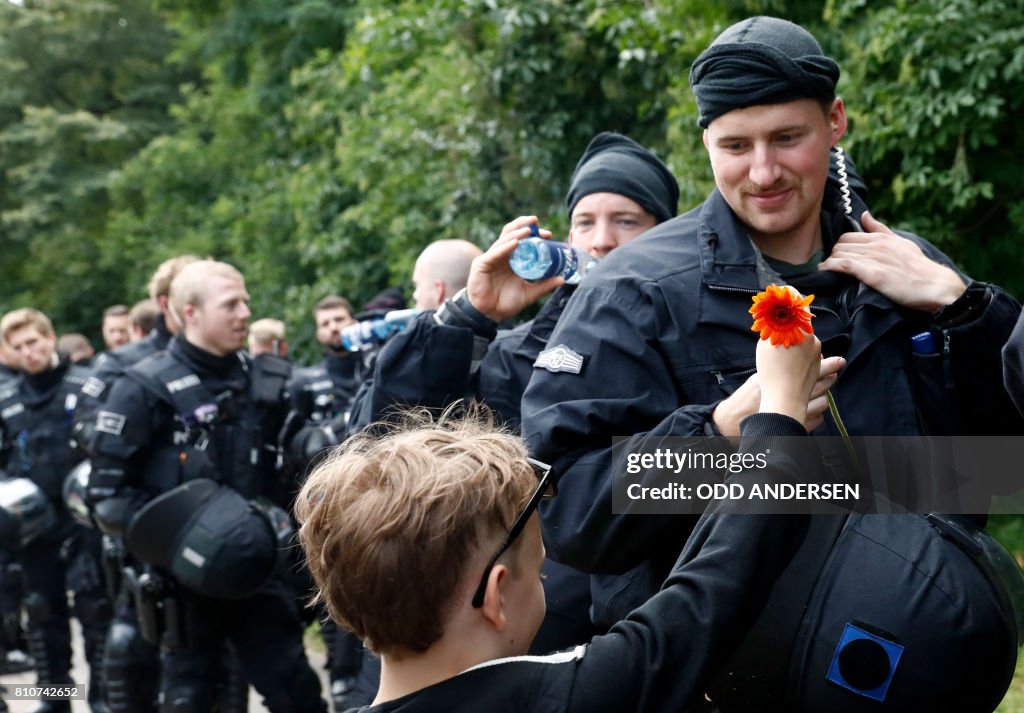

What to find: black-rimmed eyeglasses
left=471, top=458, right=556, bottom=608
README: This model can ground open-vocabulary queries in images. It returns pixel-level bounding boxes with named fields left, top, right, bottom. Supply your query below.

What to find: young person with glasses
left=296, top=332, right=824, bottom=712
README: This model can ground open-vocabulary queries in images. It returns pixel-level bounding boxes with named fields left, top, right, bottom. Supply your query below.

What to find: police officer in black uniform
left=0, top=342, right=29, bottom=679
left=87, top=260, right=326, bottom=713
left=0, top=308, right=112, bottom=713
left=76, top=255, right=249, bottom=713
left=289, top=296, right=362, bottom=431
left=286, top=295, right=367, bottom=712
left=348, top=133, right=680, bottom=436
left=75, top=255, right=199, bottom=449
left=76, top=269, right=179, bottom=713
left=523, top=17, right=1023, bottom=713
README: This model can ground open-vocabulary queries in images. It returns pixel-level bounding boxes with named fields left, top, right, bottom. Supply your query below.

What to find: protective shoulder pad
left=250, top=354, right=292, bottom=405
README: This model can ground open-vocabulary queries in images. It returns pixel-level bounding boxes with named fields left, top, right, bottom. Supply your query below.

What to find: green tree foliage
left=288, top=0, right=724, bottom=314
left=3, top=0, right=1023, bottom=361
left=827, top=0, right=1024, bottom=293
left=104, top=0, right=353, bottom=361
left=0, top=0, right=187, bottom=337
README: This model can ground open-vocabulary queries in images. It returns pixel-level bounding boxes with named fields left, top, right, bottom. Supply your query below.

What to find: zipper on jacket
left=810, top=305, right=841, bottom=321
left=710, top=365, right=756, bottom=385
left=941, top=330, right=954, bottom=388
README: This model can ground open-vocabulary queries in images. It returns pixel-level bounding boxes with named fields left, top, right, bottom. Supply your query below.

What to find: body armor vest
left=292, top=354, right=360, bottom=423
left=123, top=352, right=290, bottom=500
left=0, top=364, right=89, bottom=500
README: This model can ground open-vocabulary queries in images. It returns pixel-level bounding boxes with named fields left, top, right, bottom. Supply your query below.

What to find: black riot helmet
left=0, top=476, right=58, bottom=549
left=124, top=479, right=279, bottom=599
left=707, top=513, right=1021, bottom=713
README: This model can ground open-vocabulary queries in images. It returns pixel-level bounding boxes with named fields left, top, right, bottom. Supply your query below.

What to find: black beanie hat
left=565, top=132, right=680, bottom=224
left=689, top=16, right=840, bottom=128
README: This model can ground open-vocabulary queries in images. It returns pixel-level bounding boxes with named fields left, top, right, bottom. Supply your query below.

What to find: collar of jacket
left=22, top=353, right=72, bottom=404
left=697, top=190, right=765, bottom=294
left=694, top=189, right=906, bottom=366
left=152, top=314, right=173, bottom=350
left=169, top=336, right=249, bottom=382
left=323, top=351, right=358, bottom=382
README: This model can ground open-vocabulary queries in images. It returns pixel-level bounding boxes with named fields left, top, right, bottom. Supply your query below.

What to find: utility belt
left=122, top=564, right=189, bottom=649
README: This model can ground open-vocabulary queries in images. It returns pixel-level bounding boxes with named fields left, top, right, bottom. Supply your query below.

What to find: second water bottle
left=340, top=308, right=419, bottom=352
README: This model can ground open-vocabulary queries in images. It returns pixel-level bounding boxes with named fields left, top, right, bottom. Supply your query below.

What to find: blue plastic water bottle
left=340, top=309, right=419, bottom=352
left=509, top=236, right=594, bottom=285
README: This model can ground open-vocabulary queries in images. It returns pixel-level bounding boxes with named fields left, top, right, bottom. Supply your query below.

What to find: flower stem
left=826, top=389, right=861, bottom=478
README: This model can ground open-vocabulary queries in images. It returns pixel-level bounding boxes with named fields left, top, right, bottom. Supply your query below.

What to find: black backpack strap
left=124, top=353, right=218, bottom=429
left=707, top=513, right=851, bottom=711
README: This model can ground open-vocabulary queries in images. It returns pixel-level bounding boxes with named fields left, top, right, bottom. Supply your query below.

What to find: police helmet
left=0, top=477, right=58, bottom=549
left=62, top=460, right=93, bottom=529
left=124, top=479, right=278, bottom=599
left=709, top=513, right=1020, bottom=713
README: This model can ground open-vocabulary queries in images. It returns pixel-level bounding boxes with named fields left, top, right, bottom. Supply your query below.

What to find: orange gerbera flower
left=749, top=284, right=815, bottom=347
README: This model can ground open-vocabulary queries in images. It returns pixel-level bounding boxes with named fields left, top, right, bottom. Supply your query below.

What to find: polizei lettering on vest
left=166, top=374, right=201, bottom=394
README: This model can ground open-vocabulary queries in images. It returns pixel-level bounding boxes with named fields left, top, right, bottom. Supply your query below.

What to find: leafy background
left=2, top=1, right=1023, bottom=705
left=3, top=0, right=1022, bottom=361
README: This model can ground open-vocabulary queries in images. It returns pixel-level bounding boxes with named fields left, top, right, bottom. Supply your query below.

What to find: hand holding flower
left=713, top=285, right=843, bottom=437
left=749, top=286, right=854, bottom=463
left=756, top=332, right=822, bottom=424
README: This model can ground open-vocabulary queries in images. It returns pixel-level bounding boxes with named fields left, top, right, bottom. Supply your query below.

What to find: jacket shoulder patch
left=82, top=376, right=106, bottom=398
left=96, top=410, right=127, bottom=436
left=534, top=345, right=586, bottom=374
